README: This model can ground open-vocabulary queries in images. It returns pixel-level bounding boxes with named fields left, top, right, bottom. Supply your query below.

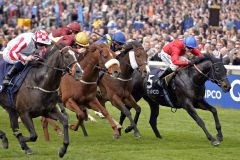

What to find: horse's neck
left=79, top=53, right=99, bottom=82
left=32, top=52, right=62, bottom=90
left=119, top=54, right=134, bottom=79
left=192, top=61, right=212, bottom=86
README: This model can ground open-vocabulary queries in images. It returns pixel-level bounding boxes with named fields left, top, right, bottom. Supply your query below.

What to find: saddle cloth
left=146, top=67, right=175, bottom=95
left=0, top=60, right=32, bottom=93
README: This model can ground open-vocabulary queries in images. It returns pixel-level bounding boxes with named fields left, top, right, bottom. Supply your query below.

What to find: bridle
left=35, top=46, right=78, bottom=75
left=193, top=61, right=227, bottom=85
left=27, top=47, right=78, bottom=93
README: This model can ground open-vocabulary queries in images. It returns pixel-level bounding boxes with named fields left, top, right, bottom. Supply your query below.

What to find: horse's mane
left=117, top=40, right=143, bottom=59
left=193, top=54, right=220, bottom=65
left=44, top=43, right=65, bottom=59
left=86, top=43, right=109, bottom=53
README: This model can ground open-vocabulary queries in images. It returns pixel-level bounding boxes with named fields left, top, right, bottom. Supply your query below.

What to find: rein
left=27, top=86, right=59, bottom=93
left=193, top=62, right=226, bottom=85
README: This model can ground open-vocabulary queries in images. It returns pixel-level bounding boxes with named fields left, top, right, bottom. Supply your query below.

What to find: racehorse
left=60, top=43, right=122, bottom=138
left=0, top=44, right=82, bottom=157
left=119, top=54, right=231, bottom=145
left=96, top=41, right=149, bottom=137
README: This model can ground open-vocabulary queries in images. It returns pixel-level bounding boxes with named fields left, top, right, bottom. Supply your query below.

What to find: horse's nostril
left=114, top=71, right=119, bottom=74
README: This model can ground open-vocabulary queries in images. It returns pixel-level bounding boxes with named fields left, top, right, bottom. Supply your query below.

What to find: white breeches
left=159, top=50, right=188, bottom=71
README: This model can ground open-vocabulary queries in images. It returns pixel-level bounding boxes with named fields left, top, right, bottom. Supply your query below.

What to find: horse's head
left=91, top=43, right=121, bottom=78
left=122, top=41, right=150, bottom=78
left=210, top=56, right=231, bottom=92
left=59, top=46, right=83, bottom=80
left=194, top=55, right=231, bottom=92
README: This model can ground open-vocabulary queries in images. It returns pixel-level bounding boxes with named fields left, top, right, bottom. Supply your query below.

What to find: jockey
left=2, top=30, right=51, bottom=86
left=159, top=35, right=203, bottom=78
left=50, top=22, right=81, bottom=45
left=95, top=31, right=126, bottom=52
left=74, top=31, right=90, bottom=51
left=158, top=35, right=203, bottom=108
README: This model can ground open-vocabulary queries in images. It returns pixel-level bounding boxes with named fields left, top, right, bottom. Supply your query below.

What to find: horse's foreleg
left=184, top=100, right=219, bottom=146
left=0, top=130, right=8, bottom=149
left=196, top=100, right=223, bottom=142
left=18, top=113, right=38, bottom=154
left=111, top=95, right=140, bottom=137
left=89, top=98, right=120, bottom=139
left=123, top=95, right=141, bottom=136
left=20, top=113, right=38, bottom=142
left=7, top=109, right=31, bottom=154
left=148, top=101, right=162, bottom=138
left=58, top=102, right=68, bottom=118
left=41, top=117, right=50, bottom=141
left=45, top=107, right=69, bottom=158
left=65, top=98, right=86, bottom=131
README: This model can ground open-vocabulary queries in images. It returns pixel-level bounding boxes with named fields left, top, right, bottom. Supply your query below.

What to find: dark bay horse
left=96, top=41, right=149, bottom=137
left=0, top=44, right=82, bottom=157
left=60, top=43, right=122, bottom=138
left=120, top=55, right=231, bottom=146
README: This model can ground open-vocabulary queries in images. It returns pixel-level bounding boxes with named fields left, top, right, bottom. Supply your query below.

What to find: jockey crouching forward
left=2, top=30, right=51, bottom=86
left=95, top=31, right=126, bottom=52
left=158, top=36, right=203, bottom=108
left=50, top=22, right=81, bottom=45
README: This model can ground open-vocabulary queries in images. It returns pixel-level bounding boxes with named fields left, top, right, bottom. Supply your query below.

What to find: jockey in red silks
left=49, top=22, right=81, bottom=46
left=2, top=30, right=51, bottom=86
left=158, top=36, right=203, bottom=108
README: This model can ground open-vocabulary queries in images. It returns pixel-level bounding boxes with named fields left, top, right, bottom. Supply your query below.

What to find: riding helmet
left=75, top=32, right=90, bottom=46
left=112, top=31, right=126, bottom=44
left=184, top=36, right=197, bottom=48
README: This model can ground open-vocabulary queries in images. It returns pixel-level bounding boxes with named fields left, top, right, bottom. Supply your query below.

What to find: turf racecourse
left=0, top=100, right=239, bottom=160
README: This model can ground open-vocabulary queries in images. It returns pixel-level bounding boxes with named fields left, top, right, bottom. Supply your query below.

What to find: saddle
left=163, top=72, right=175, bottom=86
left=0, top=61, right=32, bottom=94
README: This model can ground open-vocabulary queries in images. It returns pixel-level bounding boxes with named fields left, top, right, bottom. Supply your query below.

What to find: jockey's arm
left=9, top=37, right=27, bottom=64
left=171, top=48, right=189, bottom=66
left=191, top=48, right=203, bottom=57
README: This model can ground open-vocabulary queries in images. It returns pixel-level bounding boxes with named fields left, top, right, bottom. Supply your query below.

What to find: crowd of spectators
left=0, top=0, right=240, bottom=65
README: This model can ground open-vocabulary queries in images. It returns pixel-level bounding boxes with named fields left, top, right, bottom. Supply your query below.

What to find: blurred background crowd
left=0, top=0, right=240, bottom=65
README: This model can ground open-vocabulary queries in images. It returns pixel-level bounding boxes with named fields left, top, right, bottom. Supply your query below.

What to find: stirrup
left=2, top=79, right=12, bottom=86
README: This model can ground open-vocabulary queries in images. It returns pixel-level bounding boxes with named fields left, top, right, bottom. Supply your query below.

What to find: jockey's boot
left=157, top=67, right=175, bottom=108
left=161, top=81, right=175, bottom=108
left=158, top=67, right=173, bottom=80
left=2, top=62, right=24, bottom=86
left=2, top=65, right=19, bottom=85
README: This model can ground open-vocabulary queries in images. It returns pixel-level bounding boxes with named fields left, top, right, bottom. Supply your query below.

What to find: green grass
left=0, top=100, right=240, bottom=160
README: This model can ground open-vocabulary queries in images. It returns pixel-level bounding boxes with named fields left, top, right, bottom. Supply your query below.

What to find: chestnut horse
left=60, top=43, right=122, bottom=138
left=0, top=44, right=82, bottom=157
left=94, top=41, right=149, bottom=137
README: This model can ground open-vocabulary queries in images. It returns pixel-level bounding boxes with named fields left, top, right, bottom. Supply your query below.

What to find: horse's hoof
left=134, top=132, right=141, bottom=138
left=118, top=129, right=122, bottom=136
left=216, top=134, right=223, bottom=142
left=2, top=137, right=9, bottom=149
left=25, top=148, right=33, bottom=155
left=69, top=125, right=78, bottom=131
left=58, top=148, right=65, bottom=158
left=113, top=134, right=120, bottom=139
left=156, top=135, right=163, bottom=139
left=83, top=133, right=88, bottom=137
left=125, top=126, right=133, bottom=133
left=211, top=140, right=220, bottom=146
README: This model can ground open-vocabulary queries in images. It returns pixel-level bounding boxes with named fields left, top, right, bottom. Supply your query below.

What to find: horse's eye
left=65, top=55, right=69, bottom=59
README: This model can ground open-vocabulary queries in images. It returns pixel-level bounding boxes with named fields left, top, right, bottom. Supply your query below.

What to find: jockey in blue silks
left=96, top=31, right=126, bottom=52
